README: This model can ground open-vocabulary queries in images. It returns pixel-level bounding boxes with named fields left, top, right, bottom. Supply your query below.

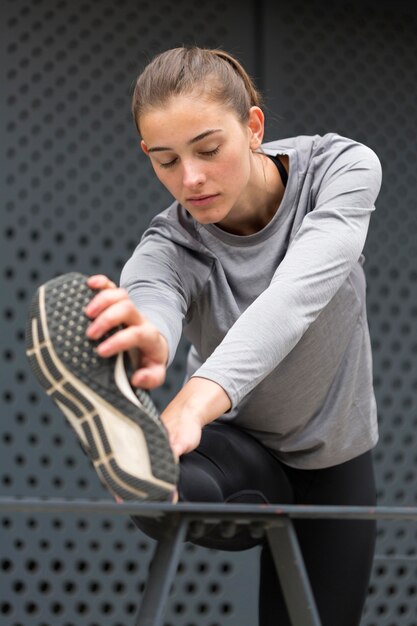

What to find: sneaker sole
left=25, top=272, right=178, bottom=501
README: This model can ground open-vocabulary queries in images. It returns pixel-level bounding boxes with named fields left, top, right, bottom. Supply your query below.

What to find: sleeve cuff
left=190, top=368, right=240, bottom=410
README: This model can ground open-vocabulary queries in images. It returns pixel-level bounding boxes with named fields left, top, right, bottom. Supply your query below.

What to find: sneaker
left=25, top=272, right=178, bottom=502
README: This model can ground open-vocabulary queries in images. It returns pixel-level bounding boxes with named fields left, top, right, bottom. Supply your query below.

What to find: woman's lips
left=187, top=194, right=220, bottom=207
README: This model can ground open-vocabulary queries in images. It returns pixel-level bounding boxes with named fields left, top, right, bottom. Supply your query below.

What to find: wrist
left=173, top=377, right=231, bottom=426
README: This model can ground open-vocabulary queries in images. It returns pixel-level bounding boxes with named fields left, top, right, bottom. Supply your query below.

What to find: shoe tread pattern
left=26, top=272, right=178, bottom=501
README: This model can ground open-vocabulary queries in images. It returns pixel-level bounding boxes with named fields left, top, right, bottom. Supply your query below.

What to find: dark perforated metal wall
left=1, top=0, right=417, bottom=625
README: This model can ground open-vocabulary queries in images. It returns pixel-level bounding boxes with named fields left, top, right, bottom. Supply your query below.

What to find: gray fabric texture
left=120, top=133, right=382, bottom=469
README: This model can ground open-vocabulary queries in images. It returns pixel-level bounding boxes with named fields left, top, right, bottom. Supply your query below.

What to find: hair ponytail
left=132, top=46, right=262, bottom=135
left=208, top=49, right=262, bottom=108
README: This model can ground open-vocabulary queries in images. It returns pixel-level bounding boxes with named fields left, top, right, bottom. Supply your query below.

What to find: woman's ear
left=248, top=106, right=265, bottom=151
left=141, top=140, right=149, bottom=155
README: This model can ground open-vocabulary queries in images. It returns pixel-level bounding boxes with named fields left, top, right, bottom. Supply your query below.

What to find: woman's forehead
left=140, top=96, right=239, bottom=145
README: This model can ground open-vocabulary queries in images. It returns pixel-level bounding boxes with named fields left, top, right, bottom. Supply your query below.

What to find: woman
left=27, top=46, right=382, bottom=625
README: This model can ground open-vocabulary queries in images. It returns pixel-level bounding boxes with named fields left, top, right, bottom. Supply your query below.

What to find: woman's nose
left=182, top=162, right=206, bottom=188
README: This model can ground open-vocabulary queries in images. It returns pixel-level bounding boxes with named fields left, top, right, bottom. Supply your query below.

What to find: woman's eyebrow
left=147, top=129, right=223, bottom=153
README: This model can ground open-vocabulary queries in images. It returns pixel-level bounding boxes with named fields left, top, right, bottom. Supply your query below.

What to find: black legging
left=134, top=421, right=377, bottom=626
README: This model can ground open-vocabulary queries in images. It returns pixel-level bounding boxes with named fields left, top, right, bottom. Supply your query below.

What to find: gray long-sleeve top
left=121, top=133, right=383, bottom=469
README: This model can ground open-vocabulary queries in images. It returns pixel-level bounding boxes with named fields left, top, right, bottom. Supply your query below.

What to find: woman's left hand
left=160, top=377, right=231, bottom=458
left=160, top=409, right=203, bottom=459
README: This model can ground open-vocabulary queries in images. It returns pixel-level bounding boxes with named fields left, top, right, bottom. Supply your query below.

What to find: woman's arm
left=192, top=137, right=383, bottom=408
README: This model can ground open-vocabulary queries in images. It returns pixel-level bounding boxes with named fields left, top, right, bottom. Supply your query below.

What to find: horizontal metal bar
left=1, top=498, right=417, bottom=521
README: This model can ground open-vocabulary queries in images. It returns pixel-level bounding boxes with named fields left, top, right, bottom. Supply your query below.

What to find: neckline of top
left=199, top=147, right=298, bottom=247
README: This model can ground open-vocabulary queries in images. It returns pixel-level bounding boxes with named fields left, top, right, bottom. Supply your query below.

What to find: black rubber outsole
left=25, top=272, right=178, bottom=502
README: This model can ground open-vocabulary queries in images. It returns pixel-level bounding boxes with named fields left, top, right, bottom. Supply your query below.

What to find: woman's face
left=140, top=94, right=264, bottom=230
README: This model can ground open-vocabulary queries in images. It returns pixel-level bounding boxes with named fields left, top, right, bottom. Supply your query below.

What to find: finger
left=87, top=299, right=143, bottom=340
left=87, top=274, right=117, bottom=290
left=85, top=287, right=130, bottom=318
left=171, top=442, right=182, bottom=461
left=97, top=322, right=162, bottom=356
left=131, top=363, right=166, bottom=389
left=95, top=326, right=146, bottom=357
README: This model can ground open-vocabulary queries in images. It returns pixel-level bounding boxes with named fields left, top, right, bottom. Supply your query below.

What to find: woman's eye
left=159, top=146, right=220, bottom=169
left=160, top=157, right=177, bottom=168
left=200, top=147, right=220, bottom=158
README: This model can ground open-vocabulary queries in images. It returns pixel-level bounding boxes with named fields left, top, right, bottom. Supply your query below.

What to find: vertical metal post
left=266, top=517, right=322, bottom=626
left=135, top=514, right=188, bottom=626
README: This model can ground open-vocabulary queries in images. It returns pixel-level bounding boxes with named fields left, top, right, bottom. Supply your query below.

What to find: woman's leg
left=133, top=422, right=376, bottom=625
left=132, top=421, right=296, bottom=549
left=178, top=421, right=296, bottom=550
left=259, top=450, right=377, bottom=626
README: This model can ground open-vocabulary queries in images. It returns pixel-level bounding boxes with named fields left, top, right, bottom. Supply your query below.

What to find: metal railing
left=2, top=498, right=417, bottom=626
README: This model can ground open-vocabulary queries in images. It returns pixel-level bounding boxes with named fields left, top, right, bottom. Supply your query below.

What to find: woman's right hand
left=84, top=274, right=169, bottom=390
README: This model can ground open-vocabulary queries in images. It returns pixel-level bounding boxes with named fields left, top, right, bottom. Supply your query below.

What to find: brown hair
left=131, top=46, right=262, bottom=135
